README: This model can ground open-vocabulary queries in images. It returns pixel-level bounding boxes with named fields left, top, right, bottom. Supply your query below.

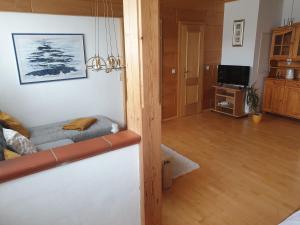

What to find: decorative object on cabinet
left=286, top=68, right=295, bottom=80
left=246, top=84, right=262, bottom=124
left=12, top=33, right=87, bottom=85
left=212, top=85, right=247, bottom=118
left=232, top=19, right=245, bottom=47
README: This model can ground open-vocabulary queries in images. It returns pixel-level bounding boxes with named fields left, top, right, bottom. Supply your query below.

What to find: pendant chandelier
left=86, top=0, right=124, bottom=73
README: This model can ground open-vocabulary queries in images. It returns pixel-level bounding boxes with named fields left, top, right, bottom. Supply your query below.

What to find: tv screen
left=217, top=65, right=250, bottom=86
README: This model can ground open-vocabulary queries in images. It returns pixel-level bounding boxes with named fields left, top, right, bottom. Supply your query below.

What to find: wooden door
left=178, top=22, right=204, bottom=117
left=283, top=84, right=300, bottom=119
left=271, top=82, right=285, bottom=114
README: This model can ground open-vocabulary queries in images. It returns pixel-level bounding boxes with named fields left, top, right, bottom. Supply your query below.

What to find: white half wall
left=0, top=12, right=125, bottom=127
left=0, top=145, right=141, bottom=225
left=221, top=0, right=260, bottom=67
left=282, top=0, right=300, bottom=25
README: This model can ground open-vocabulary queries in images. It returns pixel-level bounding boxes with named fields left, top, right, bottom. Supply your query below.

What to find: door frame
left=177, top=21, right=205, bottom=117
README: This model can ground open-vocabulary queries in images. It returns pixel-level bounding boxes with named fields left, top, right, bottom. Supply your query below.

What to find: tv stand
left=212, top=85, right=247, bottom=118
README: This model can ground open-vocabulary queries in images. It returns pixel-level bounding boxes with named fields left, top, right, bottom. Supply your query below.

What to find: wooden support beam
left=123, top=0, right=162, bottom=224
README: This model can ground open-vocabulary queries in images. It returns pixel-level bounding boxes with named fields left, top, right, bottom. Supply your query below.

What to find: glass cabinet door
left=293, top=26, right=300, bottom=60
left=271, top=29, right=293, bottom=59
left=281, top=31, right=292, bottom=56
left=272, top=33, right=283, bottom=56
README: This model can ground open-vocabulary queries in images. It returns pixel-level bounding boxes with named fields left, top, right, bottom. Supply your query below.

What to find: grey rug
left=161, top=144, right=200, bottom=178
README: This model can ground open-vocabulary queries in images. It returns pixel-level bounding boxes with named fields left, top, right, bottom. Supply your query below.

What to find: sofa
left=29, top=115, right=114, bottom=151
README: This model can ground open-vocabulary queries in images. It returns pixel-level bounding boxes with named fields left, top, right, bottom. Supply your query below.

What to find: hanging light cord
left=97, top=0, right=100, bottom=56
left=94, top=0, right=97, bottom=56
left=291, top=0, right=295, bottom=21
left=103, top=0, right=110, bottom=57
left=106, top=0, right=113, bottom=56
left=109, top=0, right=120, bottom=58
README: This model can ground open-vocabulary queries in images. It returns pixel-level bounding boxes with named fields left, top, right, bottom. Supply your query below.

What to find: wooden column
left=122, top=0, right=162, bottom=225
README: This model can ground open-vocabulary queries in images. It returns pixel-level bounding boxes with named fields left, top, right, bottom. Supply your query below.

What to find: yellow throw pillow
left=63, top=117, right=97, bottom=131
left=0, top=112, right=30, bottom=138
left=4, top=149, right=20, bottom=160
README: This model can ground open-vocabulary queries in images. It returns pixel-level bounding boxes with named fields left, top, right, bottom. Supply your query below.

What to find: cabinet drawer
left=265, top=79, right=286, bottom=86
left=286, top=80, right=300, bottom=88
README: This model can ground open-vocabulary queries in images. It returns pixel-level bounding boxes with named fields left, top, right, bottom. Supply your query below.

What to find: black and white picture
left=232, top=20, right=245, bottom=47
left=12, top=34, right=87, bottom=85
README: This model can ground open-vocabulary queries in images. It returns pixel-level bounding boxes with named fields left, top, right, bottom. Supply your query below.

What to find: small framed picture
left=232, top=19, right=245, bottom=47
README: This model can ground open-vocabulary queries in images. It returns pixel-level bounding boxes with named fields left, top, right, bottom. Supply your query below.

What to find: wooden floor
left=162, top=111, right=300, bottom=225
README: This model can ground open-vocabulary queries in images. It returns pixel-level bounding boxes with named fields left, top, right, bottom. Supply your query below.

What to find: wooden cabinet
left=213, top=86, right=246, bottom=118
left=264, top=23, right=300, bottom=119
left=263, top=79, right=300, bottom=119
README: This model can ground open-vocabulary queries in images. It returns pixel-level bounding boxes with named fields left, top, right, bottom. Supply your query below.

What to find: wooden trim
left=123, top=0, right=162, bottom=224
left=162, top=116, right=178, bottom=122
left=177, top=22, right=183, bottom=118
left=119, top=18, right=128, bottom=128
left=0, top=130, right=141, bottom=184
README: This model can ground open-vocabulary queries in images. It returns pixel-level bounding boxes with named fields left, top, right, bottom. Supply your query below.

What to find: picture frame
left=12, top=33, right=87, bottom=85
left=232, top=19, right=245, bottom=47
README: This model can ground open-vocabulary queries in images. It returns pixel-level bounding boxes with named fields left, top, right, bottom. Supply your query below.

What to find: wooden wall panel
left=31, top=0, right=93, bottom=16
left=203, top=65, right=218, bottom=109
left=0, top=0, right=123, bottom=17
left=0, top=0, right=235, bottom=16
left=161, top=0, right=225, bottom=119
left=0, top=0, right=31, bottom=12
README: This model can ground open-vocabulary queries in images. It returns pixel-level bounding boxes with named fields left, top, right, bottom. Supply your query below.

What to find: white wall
left=221, top=0, right=260, bottom=67
left=282, top=0, right=300, bottom=25
left=252, top=0, right=283, bottom=96
left=221, top=0, right=284, bottom=110
left=0, top=145, right=141, bottom=225
left=0, top=12, right=125, bottom=127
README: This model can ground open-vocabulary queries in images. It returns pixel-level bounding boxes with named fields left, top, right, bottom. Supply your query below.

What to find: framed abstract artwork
left=12, top=33, right=87, bottom=85
left=232, top=19, right=245, bottom=47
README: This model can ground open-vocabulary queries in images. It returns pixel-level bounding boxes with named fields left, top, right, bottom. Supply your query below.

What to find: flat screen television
left=217, top=65, right=250, bottom=87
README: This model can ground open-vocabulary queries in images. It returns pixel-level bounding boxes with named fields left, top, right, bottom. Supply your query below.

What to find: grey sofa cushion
left=29, top=115, right=113, bottom=145
left=36, top=139, right=74, bottom=151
